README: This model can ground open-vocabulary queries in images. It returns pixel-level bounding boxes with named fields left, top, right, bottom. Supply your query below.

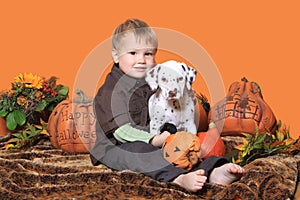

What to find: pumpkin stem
left=241, top=77, right=248, bottom=82
left=251, top=81, right=262, bottom=97
left=75, top=89, right=89, bottom=103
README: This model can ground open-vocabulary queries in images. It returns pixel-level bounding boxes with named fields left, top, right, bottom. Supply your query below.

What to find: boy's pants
left=97, top=141, right=229, bottom=182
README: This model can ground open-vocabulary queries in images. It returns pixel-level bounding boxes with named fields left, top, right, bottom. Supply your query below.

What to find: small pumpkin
left=194, top=93, right=209, bottom=132
left=197, top=123, right=225, bottom=159
left=162, top=131, right=201, bottom=171
left=0, top=117, right=9, bottom=136
left=47, top=89, right=96, bottom=153
left=209, top=77, right=277, bottom=136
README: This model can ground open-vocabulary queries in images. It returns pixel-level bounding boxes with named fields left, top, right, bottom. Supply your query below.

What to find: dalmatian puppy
left=145, top=60, right=197, bottom=135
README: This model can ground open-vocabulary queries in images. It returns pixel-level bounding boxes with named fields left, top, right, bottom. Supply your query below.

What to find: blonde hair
left=112, top=18, right=158, bottom=51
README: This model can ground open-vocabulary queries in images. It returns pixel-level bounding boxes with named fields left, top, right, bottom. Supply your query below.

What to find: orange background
left=1, top=1, right=299, bottom=138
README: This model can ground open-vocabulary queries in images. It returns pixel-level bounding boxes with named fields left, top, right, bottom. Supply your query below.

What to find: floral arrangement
left=232, top=121, right=300, bottom=166
left=0, top=73, right=69, bottom=131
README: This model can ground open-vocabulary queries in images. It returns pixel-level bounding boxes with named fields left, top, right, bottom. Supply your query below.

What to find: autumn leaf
left=284, top=138, right=295, bottom=146
left=276, top=131, right=285, bottom=141
left=232, top=120, right=300, bottom=166
left=2, top=144, right=16, bottom=150
left=235, top=144, right=245, bottom=151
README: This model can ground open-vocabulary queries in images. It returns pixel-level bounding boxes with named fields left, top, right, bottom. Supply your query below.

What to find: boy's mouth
left=134, top=67, right=147, bottom=71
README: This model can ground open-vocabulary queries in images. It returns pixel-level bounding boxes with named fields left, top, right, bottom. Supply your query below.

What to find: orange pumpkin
left=194, top=93, right=209, bottom=132
left=47, top=90, right=96, bottom=153
left=197, top=123, right=225, bottom=159
left=162, top=131, right=201, bottom=170
left=0, top=117, right=9, bottom=136
left=209, top=77, right=277, bottom=136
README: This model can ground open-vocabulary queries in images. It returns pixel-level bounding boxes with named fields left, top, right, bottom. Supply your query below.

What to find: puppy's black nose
left=168, top=89, right=177, bottom=97
left=160, top=123, right=177, bottom=134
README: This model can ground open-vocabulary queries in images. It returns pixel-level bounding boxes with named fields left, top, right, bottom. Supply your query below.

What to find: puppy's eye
left=161, top=77, right=167, bottom=82
left=177, top=77, right=184, bottom=82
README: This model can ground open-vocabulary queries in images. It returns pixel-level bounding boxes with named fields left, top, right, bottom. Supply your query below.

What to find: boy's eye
left=145, top=52, right=153, bottom=56
left=129, top=51, right=136, bottom=55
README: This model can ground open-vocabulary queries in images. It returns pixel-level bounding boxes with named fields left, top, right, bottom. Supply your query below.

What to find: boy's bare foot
left=209, top=163, right=245, bottom=185
left=173, top=169, right=207, bottom=192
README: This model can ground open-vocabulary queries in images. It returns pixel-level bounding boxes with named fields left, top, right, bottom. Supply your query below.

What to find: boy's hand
left=151, top=131, right=171, bottom=147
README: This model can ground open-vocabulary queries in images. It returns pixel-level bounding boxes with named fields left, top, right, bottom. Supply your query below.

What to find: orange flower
left=8, top=90, right=15, bottom=97
left=17, top=96, right=29, bottom=108
left=34, top=91, right=44, bottom=100
left=14, top=73, right=44, bottom=89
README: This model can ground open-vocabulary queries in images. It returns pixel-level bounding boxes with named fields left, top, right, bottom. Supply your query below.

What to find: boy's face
left=112, top=32, right=157, bottom=79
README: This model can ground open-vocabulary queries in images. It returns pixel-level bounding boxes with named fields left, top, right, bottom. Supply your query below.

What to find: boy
left=90, top=18, right=244, bottom=192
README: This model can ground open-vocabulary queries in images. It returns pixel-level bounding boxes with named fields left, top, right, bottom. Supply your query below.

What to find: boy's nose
left=137, top=55, right=146, bottom=63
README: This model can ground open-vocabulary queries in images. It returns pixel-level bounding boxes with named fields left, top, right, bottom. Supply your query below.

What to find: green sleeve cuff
left=113, top=123, right=156, bottom=144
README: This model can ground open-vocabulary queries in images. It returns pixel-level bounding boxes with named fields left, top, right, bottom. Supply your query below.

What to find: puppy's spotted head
left=145, top=60, right=197, bottom=99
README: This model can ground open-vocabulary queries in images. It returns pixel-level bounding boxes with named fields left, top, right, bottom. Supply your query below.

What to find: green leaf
left=0, top=109, right=8, bottom=117
left=6, top=112, right=17, bottom=130
left=256, top=134, right=267, bottom=144
left=285, top=125, right=291, bottom=139
left=253, top=131, right=260, bottom=142
left=264, top=143, right=271, bottom=152
left=35, top=100, right=47, bottom=112
left=12, top=133, right=22, bottom=138
left=47, top=104, right=55, bottom=111
left=58, top=86, right=69, bottom=96
left=243, top=145, right=252, bottom=157
left=12, top=132, right=26, bottom=139
left=253, top=142, right=263, bottom=149
left=277, top=120, right=282, bottom=129
left=7, top=138, right=21, bottom=143
left=12, top=110, right=26, bottom=126
left=20, top=132, right=29, bottom=140
left=241, top=132, right=250, bottom=137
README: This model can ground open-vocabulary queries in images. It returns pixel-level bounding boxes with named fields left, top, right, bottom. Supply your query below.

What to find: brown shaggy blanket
left=0, top=138, right=299, bottom=200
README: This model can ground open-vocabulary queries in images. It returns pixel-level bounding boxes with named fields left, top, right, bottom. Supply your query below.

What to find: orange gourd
left=197, top=123, right=225, bottom=159
left=47, top=90, right=96, bottom=153
left=0, top=117, right=9, bottom=136
left=194, top=93, right=209, bottom=132
left=209, top=77, right=277, bottom=136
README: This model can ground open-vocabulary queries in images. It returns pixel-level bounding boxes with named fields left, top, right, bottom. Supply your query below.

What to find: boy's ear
left=112, top=49, right=119, bottom=63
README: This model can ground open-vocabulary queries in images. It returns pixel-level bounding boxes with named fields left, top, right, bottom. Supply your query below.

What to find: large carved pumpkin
left=209, top=77, right=277, bottom=136
left=47, top=90, right=96, bottom=153
left=197, top=123, right=225, bottom=159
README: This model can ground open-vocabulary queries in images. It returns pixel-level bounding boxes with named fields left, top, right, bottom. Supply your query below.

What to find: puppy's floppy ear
left=145, top=64, right=161, bottom=90
left=181, top=63, right=197, bottom=90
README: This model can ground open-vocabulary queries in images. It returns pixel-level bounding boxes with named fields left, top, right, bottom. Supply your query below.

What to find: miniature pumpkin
left=209, top=77, right=277, bottom=136
left=162, top=131, right=201, bottom=170
left=47, top=89, right=96, bottom=153
left=0, top=117, right=9, bottom=136
left=197, top=123, right=225, bottom=159
left=194, top=93, right=209, bottom=132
